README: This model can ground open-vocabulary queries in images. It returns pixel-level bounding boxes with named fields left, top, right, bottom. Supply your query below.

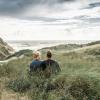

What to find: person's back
left=40, top=51, right=61, bottom=76
left=30, top=51, right=42, bottom=72
left=30, top=60, right=42, bottom=72
left=41, top=59, right=61, bottom=73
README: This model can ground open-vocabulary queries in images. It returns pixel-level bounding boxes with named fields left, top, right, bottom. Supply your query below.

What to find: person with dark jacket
left=30, top=51, right=42, bottom=72
left=40, top=51, right=61, bottom=75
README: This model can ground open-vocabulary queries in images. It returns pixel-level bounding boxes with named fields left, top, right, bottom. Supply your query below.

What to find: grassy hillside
left=0, top=38, right=14, bottom=60
left=86, top=41, right=100, bottom=46
left=39, top=44, right=82, bottom=53
left=6, top=49, right=33, bottom=59
left=71, top=44, right=100, bottom=57
left=0, top=43, right=100, bottom=100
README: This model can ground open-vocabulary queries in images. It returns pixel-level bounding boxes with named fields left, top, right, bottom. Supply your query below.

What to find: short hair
left=47, top=51, right=52, bottom=58
left=33, top=51, right=41, bottom=59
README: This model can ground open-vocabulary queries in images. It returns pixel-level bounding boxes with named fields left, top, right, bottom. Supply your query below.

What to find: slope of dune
left=0, top=41, right=100, bottom=100
left=0, top=38, right=14, bottom=60
left=73, top=44, right=100, bottom=55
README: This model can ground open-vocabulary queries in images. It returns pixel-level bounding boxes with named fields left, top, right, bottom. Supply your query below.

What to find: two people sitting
left=30, top=51, right=61, bottom=76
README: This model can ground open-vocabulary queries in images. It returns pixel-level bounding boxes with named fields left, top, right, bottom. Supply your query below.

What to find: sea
left=7, top=40, right=93, bottom=51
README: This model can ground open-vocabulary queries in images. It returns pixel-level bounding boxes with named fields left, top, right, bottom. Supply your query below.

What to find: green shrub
left=68, top=77, right=100, bottom=100
left=7, top=77, right=31, bottom=92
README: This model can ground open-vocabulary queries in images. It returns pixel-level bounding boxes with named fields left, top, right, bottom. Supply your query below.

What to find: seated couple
left=30, top=51, right=61, bottom=75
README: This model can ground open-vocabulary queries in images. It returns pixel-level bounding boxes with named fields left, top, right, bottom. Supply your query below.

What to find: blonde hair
left=33, top=51, right=41, bottom=60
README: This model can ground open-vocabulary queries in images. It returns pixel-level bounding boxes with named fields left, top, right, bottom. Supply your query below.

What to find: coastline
left=7, top=40, right=93, bottom=51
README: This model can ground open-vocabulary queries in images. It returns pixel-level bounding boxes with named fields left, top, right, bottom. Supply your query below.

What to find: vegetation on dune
left=0, top=43, right=100, bottom=100
left=6, top=49, right=33, bottom=59
left=0, top=37, right=14, bottom=60
left=84, top=47, right=100, bottom=56
left=86, top=41, right=100, bottom=46
left=39, top=44, right=82, bottom=52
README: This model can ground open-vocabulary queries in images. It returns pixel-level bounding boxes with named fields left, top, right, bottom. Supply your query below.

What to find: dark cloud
left=0, top=0, right=75, bottom=16
left=0, top=0, right=35, bottom=15
left=89, top=2, right=100, bottom=8
left=84, top=2, right=100, bottom=9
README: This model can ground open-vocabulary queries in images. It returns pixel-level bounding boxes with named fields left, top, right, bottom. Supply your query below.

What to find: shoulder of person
left=40, top=60, right=46, bottom=64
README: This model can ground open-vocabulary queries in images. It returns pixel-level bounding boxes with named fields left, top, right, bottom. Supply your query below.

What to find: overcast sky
left=0, top=0, right=100, bottom=40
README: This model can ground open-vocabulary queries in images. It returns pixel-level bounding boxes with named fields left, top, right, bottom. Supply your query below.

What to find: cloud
left=0, top=0, right=35, bottom=15
left=0, top=0, right=75, bottom=16
left=0, top=0, right=100, bottom=41
left=85, top=2, right=100, bottom=9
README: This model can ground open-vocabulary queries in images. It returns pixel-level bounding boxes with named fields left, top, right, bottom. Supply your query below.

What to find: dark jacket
left=40, top=59, right=61, bottom=74
left=30, top=60, right=42, bottom=72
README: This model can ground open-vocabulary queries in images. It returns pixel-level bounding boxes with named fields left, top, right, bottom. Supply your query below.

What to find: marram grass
left=0, top=46, right=100, bottom=100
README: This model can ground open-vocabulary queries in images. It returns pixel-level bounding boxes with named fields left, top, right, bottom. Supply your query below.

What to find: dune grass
left=0, top=46, right=100, bottom=100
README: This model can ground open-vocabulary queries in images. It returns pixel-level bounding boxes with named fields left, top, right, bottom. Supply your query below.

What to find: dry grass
left=0, top=44, right=100, bottom=100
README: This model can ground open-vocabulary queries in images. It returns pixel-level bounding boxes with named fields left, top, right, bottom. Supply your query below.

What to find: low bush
left=68, top=77, right=100, bottom=100
left=7, top=77, right=31, bottom=92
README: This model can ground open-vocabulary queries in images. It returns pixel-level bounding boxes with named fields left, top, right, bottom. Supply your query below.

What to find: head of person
left=33, top=51, right=41, bottom=60
left=47, top=51, right=52, bottom=59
